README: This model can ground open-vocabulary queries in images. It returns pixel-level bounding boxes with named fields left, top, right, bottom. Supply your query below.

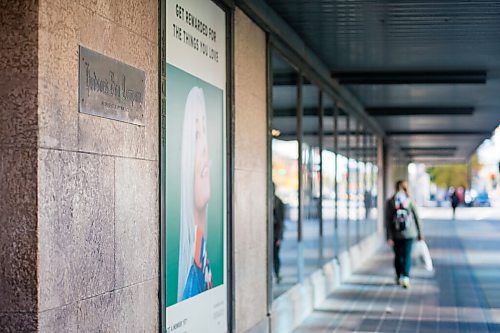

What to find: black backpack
left=393, top=199, right=410, bottom=231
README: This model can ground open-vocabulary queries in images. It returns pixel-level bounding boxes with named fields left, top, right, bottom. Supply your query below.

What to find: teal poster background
left=166, top=64, right=224, bottom=307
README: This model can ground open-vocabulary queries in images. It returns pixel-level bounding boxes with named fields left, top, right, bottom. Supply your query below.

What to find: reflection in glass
left=363, top=132, right=373, bottom=238
left=336, top=111, right=349, bottom=253
left=371, top=134, right=379, bottom=233
left=358, top=161, right=366, bottom=240
left=269, top=51, right=382, bottom=298
left=301, top=83, right=321, bottom=277
left=360, top=126, right=369, bottom=241
left=322, top=96, right=335, bottom=262
left=271, top=52, right=299, bottom=299
left=348, top=117, right=358, bottom=245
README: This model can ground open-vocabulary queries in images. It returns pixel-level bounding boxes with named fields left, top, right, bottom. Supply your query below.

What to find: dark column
left=0, top=1, right=39, bottom=331
left=318, top=91, right=324, bottom=263
left=297, top=74, right=304, bottom=282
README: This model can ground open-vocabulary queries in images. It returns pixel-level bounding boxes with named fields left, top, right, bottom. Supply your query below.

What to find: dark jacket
left=385, top=195, right=422, bottom=240
left=273, top=195, right=285, bottom=241
left=450, top=192, right=459, bottom=208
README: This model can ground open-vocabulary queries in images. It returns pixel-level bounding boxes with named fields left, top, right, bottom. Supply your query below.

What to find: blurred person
left=364, top=190, right=372, bottom=219
left=386, top=180, right=423, bottom=289
left=273, top=184, right=285, bottom=283
left=450, top=187, right=459, bottom=220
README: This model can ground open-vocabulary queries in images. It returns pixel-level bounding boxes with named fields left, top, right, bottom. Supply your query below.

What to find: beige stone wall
left=0, top=1, right=39, bottom=331
left=37, top=0, right=159, bottom=331
left=234, top=8, right=269, bottom=333
left=2, top=2, right=268, bottom=332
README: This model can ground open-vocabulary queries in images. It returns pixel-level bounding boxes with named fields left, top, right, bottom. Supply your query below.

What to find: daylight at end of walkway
left=294, top=207, right=500, bottom=333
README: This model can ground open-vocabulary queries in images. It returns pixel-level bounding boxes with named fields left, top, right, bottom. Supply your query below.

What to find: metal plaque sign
left=79, top=46, right=145, bottom=125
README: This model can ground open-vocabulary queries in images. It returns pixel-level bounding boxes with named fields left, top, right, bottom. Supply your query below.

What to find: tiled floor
left=293, top=207, right=500, bottom=333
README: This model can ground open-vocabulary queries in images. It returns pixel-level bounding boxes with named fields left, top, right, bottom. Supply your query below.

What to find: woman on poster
left=177, top=87, right=213, bottom=302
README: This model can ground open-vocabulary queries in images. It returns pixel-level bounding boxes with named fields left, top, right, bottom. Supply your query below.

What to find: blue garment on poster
left=182, top=262, right=207, bottom=300
left=182, top=237, right=209, bottom=300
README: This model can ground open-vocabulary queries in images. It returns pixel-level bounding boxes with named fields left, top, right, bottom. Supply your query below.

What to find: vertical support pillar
left=380, top=137, right=391, bottom=235
left=0, top=2, right=39, bottom=330
left=266, top=40, right=273, bottom=312
left=370, top=134, right=375, bottom=233
left=318, top=91, right=324, bottom=264
left=383, top=140, right=393, bottom=203
left=362, top=127, right=367, bottom=234
left=333, top=103, right=339, bottom=259
left=345, top=115, right=351, bottom=250
left=296, top=73, right=304, bottom=284
left=355, top=121, right=360, bottom=244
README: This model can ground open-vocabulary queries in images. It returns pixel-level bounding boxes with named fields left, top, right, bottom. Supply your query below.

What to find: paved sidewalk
left=294, top=207, right=500, bottom=333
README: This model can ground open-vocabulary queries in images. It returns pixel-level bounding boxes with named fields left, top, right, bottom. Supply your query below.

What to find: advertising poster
left=165, top=0, right=227, bottom=332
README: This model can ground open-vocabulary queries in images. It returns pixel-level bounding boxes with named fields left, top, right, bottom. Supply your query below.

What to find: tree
left=427, top=164, right=469, bottom=189
left=469, top=153, right=482, bottom=175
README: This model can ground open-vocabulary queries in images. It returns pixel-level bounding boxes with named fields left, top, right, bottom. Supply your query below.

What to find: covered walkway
left=3, top=1, right=500, bottom=332
left=294, top=207, right=500, bottom=333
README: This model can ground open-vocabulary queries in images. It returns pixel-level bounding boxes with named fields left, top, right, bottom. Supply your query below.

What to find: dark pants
left=393, top=238, right=414, bottom=278
left=273, top=241, right=281, bottom=278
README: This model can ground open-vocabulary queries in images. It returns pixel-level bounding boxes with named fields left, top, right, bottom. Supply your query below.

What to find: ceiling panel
left=266, top=0, right=500, bottom=161
left=373, top=114, right=498, bottom=132
left=266, top=0, right=500, bottom=70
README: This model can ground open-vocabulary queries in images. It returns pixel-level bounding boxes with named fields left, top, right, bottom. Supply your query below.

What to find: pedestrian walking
left=450, top=188, right=459, bottom=220
left=385, top=180, right=423, bottom=289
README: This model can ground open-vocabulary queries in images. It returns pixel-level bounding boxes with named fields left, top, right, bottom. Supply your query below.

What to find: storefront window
left=348, top=117, right=359, bottom=245
left=322, top=95, right=336, bottom=262
left=356, top=125, right=365, bottom=241
left=271, top=51, right=299, bottom=298
left=301, top=81, right=321, bottom=276
left=269, top=50, right=382, bottom=300
left=336, top=110, right=349, bottom=253
left=371, top=135, right=379, bottom=233
left=360, top=127, right=371, bottom=240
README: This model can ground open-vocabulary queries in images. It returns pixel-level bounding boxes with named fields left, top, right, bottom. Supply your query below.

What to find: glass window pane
left=360, top=126, right=370, bottom=241
left=363, top=131, right=373, bottom=236
left=336, top=111, right=349, bottom=253
left=371, top=134, right=379, bottom=233
left=271, top=51, right=298, bottom=298
left=348, top=117, right=358, bottom=245
left=301, top=82, right=321, bottom=277
left=322, top=95, right=335, bottom=262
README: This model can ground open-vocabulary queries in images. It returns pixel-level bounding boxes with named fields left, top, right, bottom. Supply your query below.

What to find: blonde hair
left=395, top=180, right=409, bottom=195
